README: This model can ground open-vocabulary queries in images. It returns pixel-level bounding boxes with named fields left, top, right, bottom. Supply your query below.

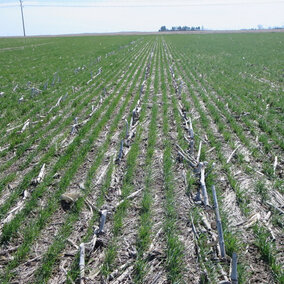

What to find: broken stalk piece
left=130, top=109, right=136, bottom=128
left=20, top=119, right=30, bottom=133
left=190, top=214, right=198, bottom=239
left=115, top=139, right=124, bottom=164
left=212, top=185, right=226, bottom=258
left=79, top=243, right=85, bottom=284
left=273, top=156, right=278, bottom=175
left=78, top=210, right=108, bottom=282
left=197, top=141, right=202, bottom=163
left=176, top=143, right=198, bottom=168
left=226, top=145, right=241, bottom=164
left=71, top=117, right=79, bottom=135
left=231, top=252, right=238, bottom=284
left=48, top=96, right=63, bottom=114
left=97, top=210, right=107, bottom=234
left=139, top=85, right=143, bottom=100
left=125, top=119, right=129, bottom=140
left=188, top=116, right=194, bottom=154
left=35, top=163, right=46, bottom=184
left=200, top=162, right=209, bottom=207
left=115, top=188, right=143, bottom=208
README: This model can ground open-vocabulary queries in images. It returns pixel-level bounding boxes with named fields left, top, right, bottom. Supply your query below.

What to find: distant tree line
left=256, top=24, right=284, bottom=30
left=159, top=26, right=201, bottom=32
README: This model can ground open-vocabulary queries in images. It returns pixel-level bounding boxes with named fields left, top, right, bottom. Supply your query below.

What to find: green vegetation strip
left=163, top=39, right=250, bottom=282
left=160, top=41, right=185, bottom=283
left=0, top=38, right=146, bottom=164
left=101, top=42, right=156, bottom=278
left=0, top=37, right=142, bottom=143
left=0, top=38, right=146, bottom=169
left=133, top=42, right=159, bottom=283
left=33, top=50, right=151, bottom=283
left=0, top=40, right=154, bottom=284
left=0, top=38, right=147, bottom=198
left=66, top=44, right=157, bottom=283
left=166, top=34, right=284, bottom=150
left=0, top=41, right=152, bottom=245
left=165, top=39, right=282, bottom=282
left=67, top=160, right=115, bottom=283
left=0, top=39, right=146, bottom=170
left=0, top=39, right=150, bottom=202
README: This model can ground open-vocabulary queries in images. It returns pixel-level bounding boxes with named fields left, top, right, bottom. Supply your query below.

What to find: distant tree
left=161, top=25, right=203, bottom=32
left=159, top=26, right=167, bottom=32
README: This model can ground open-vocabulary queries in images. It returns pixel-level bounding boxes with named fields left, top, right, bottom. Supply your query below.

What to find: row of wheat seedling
left=202, top=59, right=284, bottom=150
left=0, top=38, right=147, bottom=170
left=0, top=36, right=140, bottom=139
left=167, top=41, right=273, bottom=174
left=190, top=65, right=282, bottom=181
left=187, top=67, right=284, bottom=222
left=133, top=42, right=160, bottom=283
left=165, top=41, right=283, bottom=282
left=46, top=44, right=155, bottom=284
left=172, top=44, right=284, bottom=233
left=0, top=39, right=140, bottom=172
left=162, top=41, right=241, bottom=282
left=178, top=38, right=284, bottom=158
left=100, top=43, right=156, bottom=281
left=0, top=37, right=145, bottom=161
left=0, top=38, right=148, bottom=207
left=168, top=41, right=283, bottom=210
left=166, top=34, right=283, bottom=150
left=54, top=42, right=157, bottom=283
left=159, top=41, right=186, bottom=283
left=0, top=40, right=151, bottom=243
left=32, top=43, right=156, bottom=284
left=0, top=41, right=154, bottom=283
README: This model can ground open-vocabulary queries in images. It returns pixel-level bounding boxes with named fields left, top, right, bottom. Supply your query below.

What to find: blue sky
left=0, top=0, right=284, bottom=36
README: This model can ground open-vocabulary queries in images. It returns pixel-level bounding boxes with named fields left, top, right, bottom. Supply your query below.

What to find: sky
left=0, top=0, right=284, bottom=36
